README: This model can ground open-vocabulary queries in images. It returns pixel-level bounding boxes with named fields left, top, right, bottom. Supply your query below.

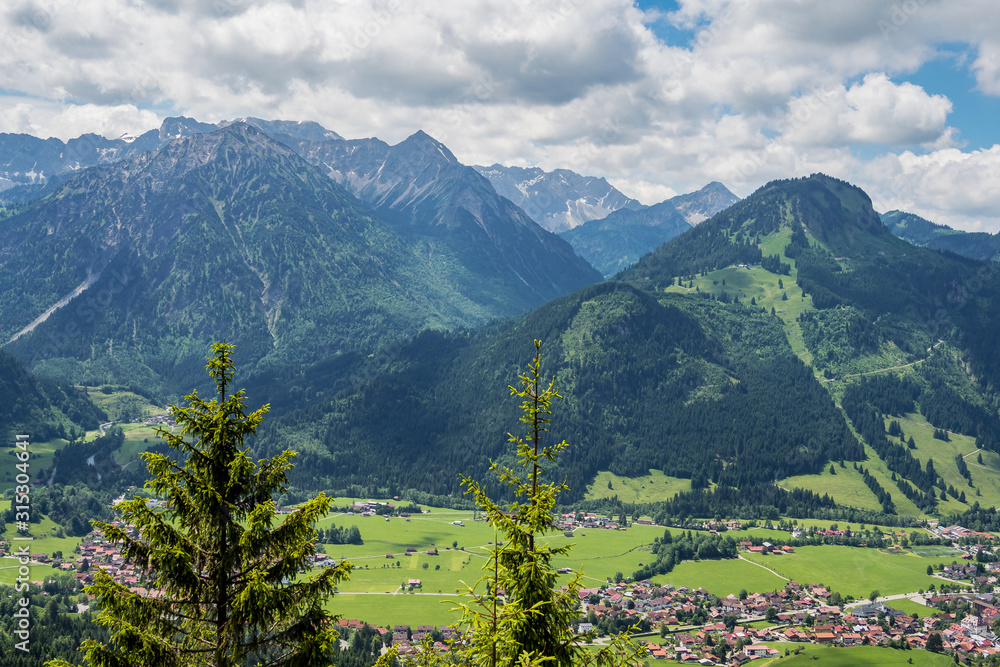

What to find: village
left=8, top=512, right=994, bottom=665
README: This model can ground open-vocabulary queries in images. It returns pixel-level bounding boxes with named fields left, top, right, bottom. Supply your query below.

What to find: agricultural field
left=327, top=592, right=461, bottom=629
left=758, top=643, right=951, bottom=666
left=741, top=546, right=958, bottom=599
left=910, top=545, right=964, bottom=558
left=316, top=507, right=664, bottom=625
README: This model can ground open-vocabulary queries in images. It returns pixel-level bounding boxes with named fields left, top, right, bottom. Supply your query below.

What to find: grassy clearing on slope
left=585, top=470, right=692, bottom=503
left=84, top=388, right=163, bottom=423
left=662, top=228, right=817, bottom=365
left=782, top=464, right=883, bottom=513
left=892, top=412, right=995, bottom=513
left=741, top=545, right=955, bottom=598
left=114, top=423, right=168, bottom=466
left=780, top=442, right=922, bottom=517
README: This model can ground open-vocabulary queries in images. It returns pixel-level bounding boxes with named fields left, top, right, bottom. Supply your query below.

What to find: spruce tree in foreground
left=432, top=340, right=641, bottom=667
left=47, top=342, right=348, bottom=667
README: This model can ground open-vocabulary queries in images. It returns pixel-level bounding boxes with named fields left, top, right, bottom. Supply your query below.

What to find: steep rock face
left=0, top=124, right=520, bottom=391
left=0, top=117, right=602, bottom=314
left=473, top=163, right=643, bottom=232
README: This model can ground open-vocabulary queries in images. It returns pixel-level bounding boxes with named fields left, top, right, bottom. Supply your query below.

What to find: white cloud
left=0, top=97, right=161, bottom=140
left=972, top=42, right=1000, bottom=95
left=0, top=0, right=997, bottom=229
left=861, top=146, right=1000, bottom=231
left=780, top=74, right=952, bottom=147
left=607, top=178, right=678, bottom=206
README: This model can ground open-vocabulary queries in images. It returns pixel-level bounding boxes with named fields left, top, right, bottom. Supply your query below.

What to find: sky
left=1, top=0, right=998, bottom=231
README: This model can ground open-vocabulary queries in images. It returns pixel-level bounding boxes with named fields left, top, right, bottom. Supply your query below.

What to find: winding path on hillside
left=820, top=339, right=944, bottom=383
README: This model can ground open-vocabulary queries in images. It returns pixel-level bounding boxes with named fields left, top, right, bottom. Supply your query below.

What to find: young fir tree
left=47, top=342, right=349, bottom=667
left=437, top=340, right=641, bottom=667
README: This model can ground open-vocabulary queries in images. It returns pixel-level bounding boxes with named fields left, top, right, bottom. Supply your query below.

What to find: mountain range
left=5, top=116, right=1000, bottom=522
left=471, top=165, right=742, bottom=277
left=0, top=122, right=598, bottom=392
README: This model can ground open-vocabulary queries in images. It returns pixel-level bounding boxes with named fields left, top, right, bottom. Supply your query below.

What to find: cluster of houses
left=332, top=619, right=460, bottom=655
left=557, top=512, right=621, bottom=532
left=350, top=500, right=396, bottom=517
left=573, top=574, right=1000, bottom=664
left=141, top=412, right=175, bottom=428
left=936, top=524, right=996, bottom=542
left=61, top=524, right=166, bottom=600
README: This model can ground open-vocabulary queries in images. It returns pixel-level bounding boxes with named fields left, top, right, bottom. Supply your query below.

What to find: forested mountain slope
left=256, top=174, right=1000, bottom=520
left=0, top=350, right=105, bottom=444
left=882, top=210, right=1000, bottom=262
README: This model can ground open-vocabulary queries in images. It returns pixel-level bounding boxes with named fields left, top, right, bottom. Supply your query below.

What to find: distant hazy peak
left=472, top=163, right=641, bottom=232
left=669, top=181, right=740, bottom=225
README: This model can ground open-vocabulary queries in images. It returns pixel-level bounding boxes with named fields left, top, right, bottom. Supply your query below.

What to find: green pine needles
left=444, top=340, right=641, bottom=667
left=47, top=342, right=348, bottom=667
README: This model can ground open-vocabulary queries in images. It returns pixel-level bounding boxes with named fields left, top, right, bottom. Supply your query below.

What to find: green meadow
left=326, top=592, right=462, bottom=628
left=662, top=228, right=817, bottom=364
left=320, top=508, right=664, bottom=587
left=780, top=441, right=923, bottom=518
left=315, top=508, right=667, bottom=626
left=881, top=597, right=934, bottom=619
left=657, top=558, right=786, bottom=598
left=893, top=412, right=999, bottom=513
left=759, top=643, right=951, bottom=666
left=741, top=546, right=957, bottom=598
left=1, top=515, right=83, bottom=559
left=114, top=423, right=170, bottom=467
left=84, top=388, right=164, bottom=423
